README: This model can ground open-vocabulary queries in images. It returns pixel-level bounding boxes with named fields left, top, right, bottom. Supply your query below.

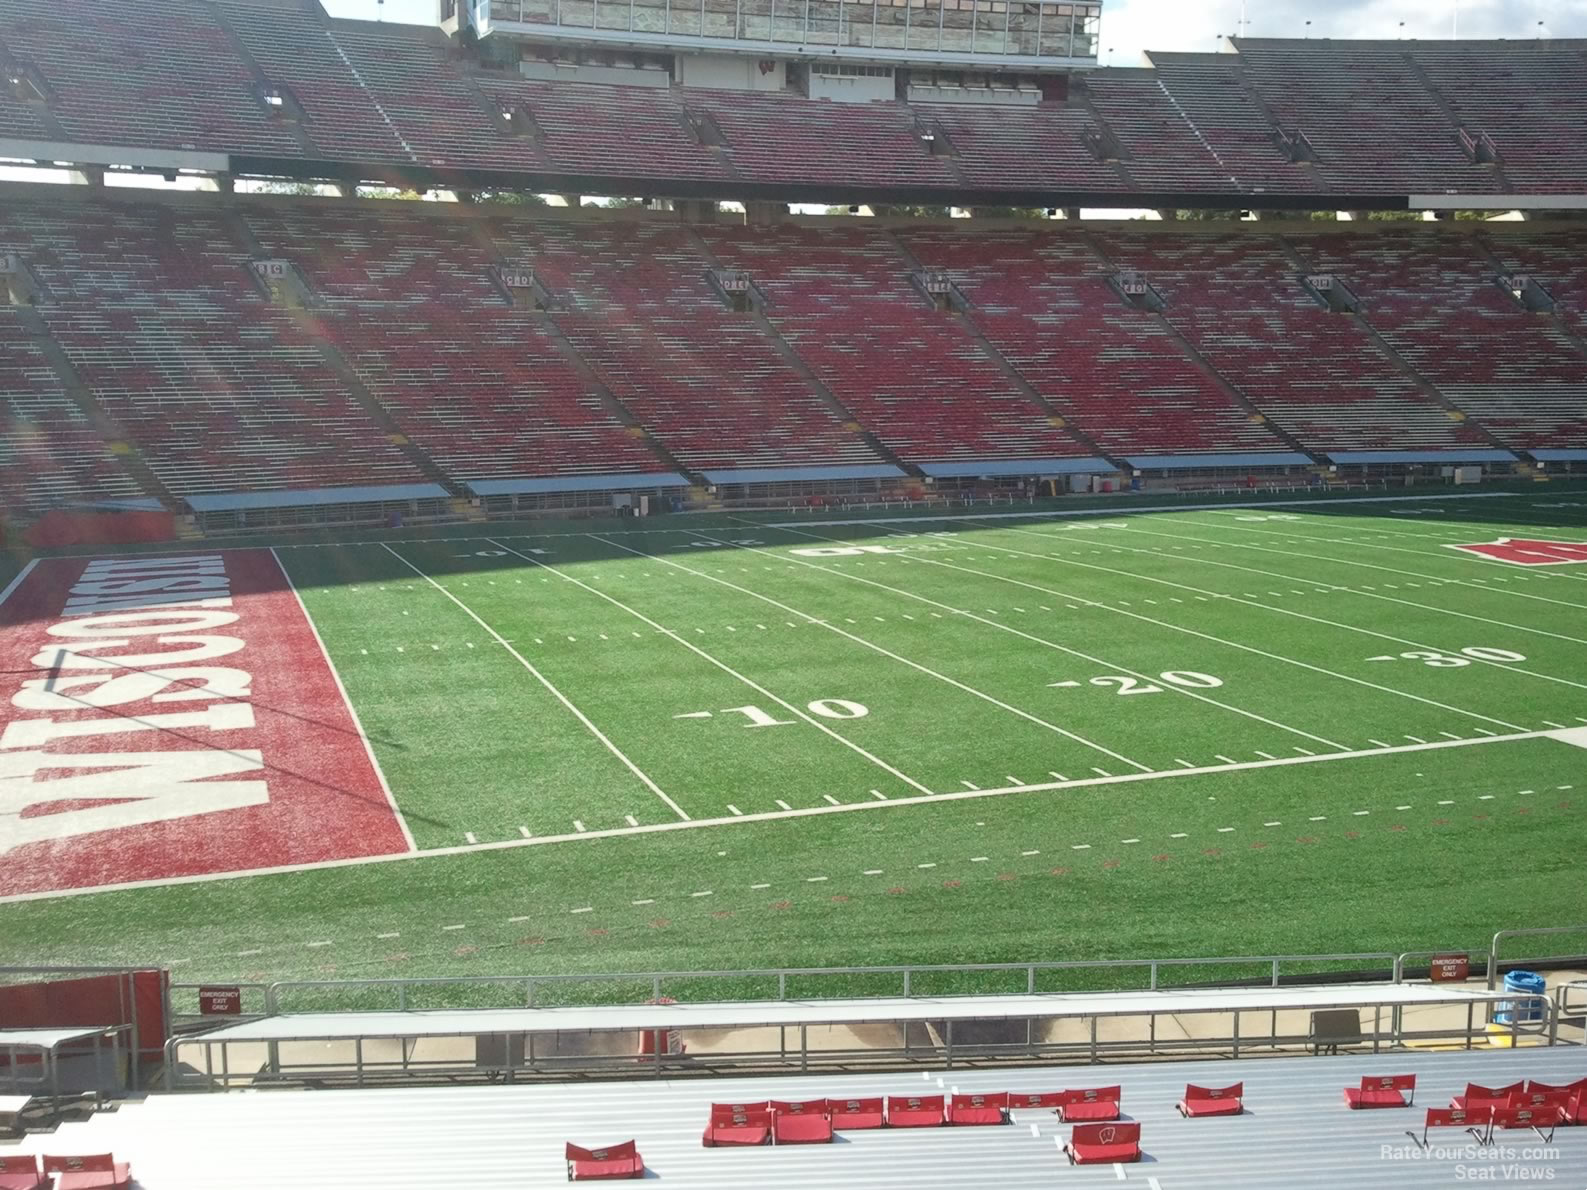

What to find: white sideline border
left=0, top=559, right=40, bottom=612
left=271, top=548, right=418, bottom=853
left=762, top=491, right=1520, bottom=530
left=2, top=725, right=1582, bottom=905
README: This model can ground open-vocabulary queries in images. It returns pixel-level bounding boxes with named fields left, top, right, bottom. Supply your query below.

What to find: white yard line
left=1093, top=523, right=1587, bottom=648
left=271, top=548, right=418, bottom=853
left=1167, top=517, right=1587, bottom=610
left=485, top=539, right=936, bottom=796
left=0, top=558, right=40, bottom=610
left=7, top=726, right=1579, bottom=904
left=380, top=543, right=691, bottom=822
left=872, top=537, right=1530, bottom=733
left=730, top=522, right=1348, bottom=752
left=588, top=535, right=1155, bottom=773
left=959, top=527, right=1587, bottom=700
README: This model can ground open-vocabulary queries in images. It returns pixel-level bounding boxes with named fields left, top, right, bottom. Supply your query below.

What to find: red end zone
left=0, top=550, right=412, bottom=897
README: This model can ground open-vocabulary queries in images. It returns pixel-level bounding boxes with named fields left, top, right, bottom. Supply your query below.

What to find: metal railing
left=165, top=990, right=1553, bottom=1091
left=257, top=951, right=1404, bottom=1016
left=1488, top=925, right=1587, bottom=989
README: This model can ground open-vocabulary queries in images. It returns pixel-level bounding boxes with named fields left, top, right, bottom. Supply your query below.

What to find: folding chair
left=1406, top=1106, right=1491, bottom=1149
left=771, top=1099, right=834, bottom=1144
left=1064, top=1121, right=1142, bottom=1165
left=702, top=1102, right=773, bottom=1147
left=1177, top=1082, right=1244, bottom=1117
left=565, top=1140, right=644, bottom=1181
left=41, top=1155, right=132, bottom=1190
left=1056, top=1086, right=1121, bottom=1122
left=947, top=1092, right=1008, bottom=1126
left=886, top=1094, right=947, bottom=1128
left=1344, top=1074, right=1415, bottom=1109
left=829, top=1096, right=885, bottom=1130
left=1008, top=1091, right=1066, bottom=1112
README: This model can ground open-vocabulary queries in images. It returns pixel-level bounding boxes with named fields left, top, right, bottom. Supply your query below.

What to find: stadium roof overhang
left=918, top=458, right=1110, bottom=478
left=224, top=152, right=1442, bottom=212
left=464, top=473, right=690, bottom=495
left=1323, top=450, right=1518, bottom=465
left=185, top=483, right=450, bottom=511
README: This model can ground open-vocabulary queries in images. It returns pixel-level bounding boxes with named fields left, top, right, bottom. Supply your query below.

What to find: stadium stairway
left=681, top=225, right=913, bottom=479
left=6, top=304, right=175, bottom=511
left=221, top=208, right=463, bottom=497
left=885, top=230, right=1122, bottom=468
left=1081, top=230, right=1312, bottom=459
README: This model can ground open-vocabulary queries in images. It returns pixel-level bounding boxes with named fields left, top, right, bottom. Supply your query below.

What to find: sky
left=324, top=0, right=1584, bottom=63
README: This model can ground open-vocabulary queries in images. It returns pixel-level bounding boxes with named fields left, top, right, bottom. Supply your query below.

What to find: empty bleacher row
left=1, top=0, right=1585, bottom=199
left=2, top=190, right=1585, bottom=514
left=16, top=1049, right=1586, bottom=1188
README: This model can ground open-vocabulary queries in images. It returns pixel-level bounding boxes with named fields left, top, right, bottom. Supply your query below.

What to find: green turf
left=3, top=485, right=1587, bottom=999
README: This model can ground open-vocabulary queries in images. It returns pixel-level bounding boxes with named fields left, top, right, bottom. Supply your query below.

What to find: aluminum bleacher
left=698, top=223, right=1091, bottom=468
left=1103, top=229, right=1484, bottom=454
left=43, top=1048, right=1587, bottom=1188
left=2, top=0, right=1586, bottom=202
left=1291, top=228, right=1587, bottom=451
left=0, top=198, right=420, bottom=499
left=239, top=202, right=668, bottom=482
left=486, top=217, right=881, bottom=474
left=0, top=311, right=144, bottom=513
left=898, top=227, right=1286, bottom=459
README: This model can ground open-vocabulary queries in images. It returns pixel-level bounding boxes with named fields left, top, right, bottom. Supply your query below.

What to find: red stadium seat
left=1491, top=1103, right=1564, bottom=1142
left=1345, top=1074, right=1416, bottom=1109
left=771, top=1100, right=834, bottom=1144
left=1008, top=1092, right=1067, bottom=1111
left=1178, top=1082, right=1244, bottom=1117
left=41, top=1155, right=131, bottom=1190
left=702, top=1102, right=773, bottom=1147
left=886, top=1094, right=947, bottom=1128
left=1064, top=1121, right=1142, bottom=1165
left=0, top=1155, right=46, bottom=1190
left=1056, top=1086, right=1122, bottom=1122
left=1526, top=1078, right=1587, bottom=1124
left=565, top=1140, right=644, bottom=1181
left=829, top=1097, right=885, bottom=1130
left=948, top=1092, right=1009, bottom=1126
left=1451, top=1082, right=1524, bottom=1113
left=1407, top=1107, right=1491, bottom=1149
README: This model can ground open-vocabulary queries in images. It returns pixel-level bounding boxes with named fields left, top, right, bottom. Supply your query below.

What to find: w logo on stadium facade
left=1446, top=538, right=1587, bottom=566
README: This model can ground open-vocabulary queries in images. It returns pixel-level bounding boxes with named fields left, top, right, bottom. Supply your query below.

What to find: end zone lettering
left=0, top=550, right=410, bottom=898
left=1447, top=538, right=1587, bottom=567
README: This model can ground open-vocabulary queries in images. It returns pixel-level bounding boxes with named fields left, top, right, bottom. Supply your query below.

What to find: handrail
left=263, top=951, right=1400, bottom=1015
left=1488, top=924, right=1587, bottom=989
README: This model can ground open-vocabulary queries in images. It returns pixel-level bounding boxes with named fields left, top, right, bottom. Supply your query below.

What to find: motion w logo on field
left=1446, top=538, right=1587, bottom=566
left=0, top=550, right=410, bottom=898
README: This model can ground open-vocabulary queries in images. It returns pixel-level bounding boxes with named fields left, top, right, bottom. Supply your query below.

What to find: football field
left=3, top=487, right=1586, bottom=993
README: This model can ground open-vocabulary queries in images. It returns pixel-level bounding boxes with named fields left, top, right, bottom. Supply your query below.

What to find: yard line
left=380, top=544, right=690, bottom=821
left=12, top=728, right=1583, bottom=906
left=490, top=538, right=934, bottom=798
left=723, top=523, right=1348, bottom=753
left=1165, top=517, right=1587, bottom=610
left=1093, top=521, right=1587, bottom=647
left=979, top=524, right=1587, bottom=696
left=909, top=534, right=1530, bottom=733
left=274, top=549, right=418, bottom=852
left=593, top=535, right=1152, bottom=774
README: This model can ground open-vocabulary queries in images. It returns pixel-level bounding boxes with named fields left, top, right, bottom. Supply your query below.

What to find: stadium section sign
left=0, top=551, right=410, bottom=897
